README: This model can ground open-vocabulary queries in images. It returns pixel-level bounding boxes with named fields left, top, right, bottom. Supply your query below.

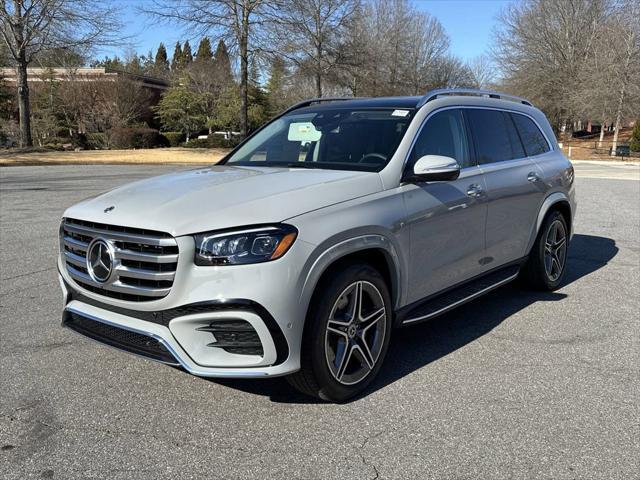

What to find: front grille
left=61, top=218, right=179, bottom=302
left=64, top=311, right=178, bottom=364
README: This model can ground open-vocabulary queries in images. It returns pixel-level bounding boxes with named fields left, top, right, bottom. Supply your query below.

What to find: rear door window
left=510, top=113, right=550, bottom=156
left=466, top=109, right=525, bottom=164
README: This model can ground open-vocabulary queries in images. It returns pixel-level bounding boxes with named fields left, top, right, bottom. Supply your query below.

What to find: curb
left=571, top=159, right=640, bottom=167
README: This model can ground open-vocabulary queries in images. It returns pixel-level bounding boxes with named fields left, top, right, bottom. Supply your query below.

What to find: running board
left=400, top=265, right=520, bottom=326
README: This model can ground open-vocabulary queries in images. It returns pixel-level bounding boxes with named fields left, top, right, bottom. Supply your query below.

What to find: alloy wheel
left=544, top=219, right=567, bottom=282
left=324, top=281, right=387, bottom=386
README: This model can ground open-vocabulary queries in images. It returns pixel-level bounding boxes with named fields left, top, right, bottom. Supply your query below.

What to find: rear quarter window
left=510, top=113, right=550, bottom=156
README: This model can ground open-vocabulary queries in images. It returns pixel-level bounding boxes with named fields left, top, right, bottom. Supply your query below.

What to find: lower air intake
left=64, top=311, right=179, bottom=365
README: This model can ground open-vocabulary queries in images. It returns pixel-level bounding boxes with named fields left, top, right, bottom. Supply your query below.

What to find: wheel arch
left=299, top=235, right=403, bottom=324
left=527, top=192, right=573, bottom=253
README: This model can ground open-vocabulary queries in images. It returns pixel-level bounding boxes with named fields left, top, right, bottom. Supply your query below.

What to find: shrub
left=109, top=127, right=169, bottom=149
left=208, top=135, right=241, bottom=148
left=43, top=143, right=65, bottom=151
left=162, top=131, right=184, bottom=147
left=182, top=138, right=210, bottom=148
left=86, top=133, right=107, bottom=150
left=182, top=135, right=240, bottom=149
left=630, top=121, right=640, bottom=153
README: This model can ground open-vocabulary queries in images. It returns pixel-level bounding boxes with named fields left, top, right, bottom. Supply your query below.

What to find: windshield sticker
left=288, top=122, right=322, bottom=142
left=391, top=109, right=410, bottom=117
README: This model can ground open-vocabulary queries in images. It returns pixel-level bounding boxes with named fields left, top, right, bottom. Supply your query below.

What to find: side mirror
left=410, top=155, right=461, bottom=182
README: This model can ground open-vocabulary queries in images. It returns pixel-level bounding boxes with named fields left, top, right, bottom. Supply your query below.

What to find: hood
left=63, top=165, right=383, bottom=236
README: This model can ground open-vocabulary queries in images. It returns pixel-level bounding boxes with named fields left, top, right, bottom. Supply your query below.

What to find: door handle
left=466, top=184, right=483, bottom=198
left=527, top=171, right=540, bottom=182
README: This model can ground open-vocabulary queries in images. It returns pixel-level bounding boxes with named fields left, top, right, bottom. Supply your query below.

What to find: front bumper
left=59, top=275, right=296, bottom=378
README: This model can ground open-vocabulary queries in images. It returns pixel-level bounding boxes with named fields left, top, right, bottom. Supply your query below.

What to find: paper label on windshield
left=288, top=122, right=321, bottom=142
left=391, top=109, right=409, bottom=117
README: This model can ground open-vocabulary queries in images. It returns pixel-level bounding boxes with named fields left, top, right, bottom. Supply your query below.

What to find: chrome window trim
left=402, top=105, right=554, bottom=174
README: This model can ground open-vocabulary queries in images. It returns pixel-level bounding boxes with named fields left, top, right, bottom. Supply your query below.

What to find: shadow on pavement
left=205, top=234, right=618, bottom=403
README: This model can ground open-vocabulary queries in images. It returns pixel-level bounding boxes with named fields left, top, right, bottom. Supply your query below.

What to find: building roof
left=0, top=67, right=169, bottom=90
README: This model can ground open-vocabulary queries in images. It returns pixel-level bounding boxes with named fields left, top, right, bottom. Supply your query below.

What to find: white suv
left=59, top=89, right=576, bottom=402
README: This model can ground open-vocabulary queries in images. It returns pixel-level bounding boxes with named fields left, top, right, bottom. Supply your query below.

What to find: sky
left=103, top=0, right=513, bottom=63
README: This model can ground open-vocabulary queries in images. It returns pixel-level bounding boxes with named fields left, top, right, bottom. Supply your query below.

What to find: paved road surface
left=1, top=162, right=638, bottom=479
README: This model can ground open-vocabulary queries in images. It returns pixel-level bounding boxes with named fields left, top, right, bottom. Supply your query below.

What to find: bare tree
left=607, top=0, right=640, bottom=155
left=494, top=0, right=612, bottom=133
left=145, top=0, right=266, bottom=137
left=0, top=0, right=121, bottom=146
left=337, top=0, right=450, bottom=97
left=466, top=54, right=496, bottom=90
left=267, top=0, right=357, bottom=98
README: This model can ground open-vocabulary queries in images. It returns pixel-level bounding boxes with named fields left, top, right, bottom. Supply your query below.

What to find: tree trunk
left=611, top=109, right=622, bottom=157
left=239, top=2, right=249, bottom=138
left=16, top=61, right=33, bottom=147
left=598, top=122, right=605, bottom=149
left=611, top=83, right=627, bottom=157
left=315, top=44, right=322, bottom=98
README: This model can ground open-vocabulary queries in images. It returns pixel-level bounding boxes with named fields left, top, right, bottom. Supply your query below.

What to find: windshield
left=223, top=108, right=414, bottom=171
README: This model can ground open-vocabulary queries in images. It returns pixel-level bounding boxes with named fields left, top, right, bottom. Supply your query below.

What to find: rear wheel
left=520, top=210, right=569, bottom=291
left=287, top=263, right=392, bottom=402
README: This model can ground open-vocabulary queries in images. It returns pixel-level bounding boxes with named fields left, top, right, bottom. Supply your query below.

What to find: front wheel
left=287, top=264, right=392, bottom=402
left=520, top=210, right=569, bottom=291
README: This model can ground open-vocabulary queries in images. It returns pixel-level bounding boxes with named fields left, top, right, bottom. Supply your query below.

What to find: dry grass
left=0, top=147, right=231, bottom=166
left=560, top=127, right=638, bottom=161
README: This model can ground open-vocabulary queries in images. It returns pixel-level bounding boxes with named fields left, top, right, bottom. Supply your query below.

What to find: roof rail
left=281, top=97, right=357, bottom=115
left=417, top=88, right=533, bottom=108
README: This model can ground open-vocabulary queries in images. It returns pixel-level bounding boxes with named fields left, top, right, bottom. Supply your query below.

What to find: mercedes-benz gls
left=59, top=89, right=575, bottom=402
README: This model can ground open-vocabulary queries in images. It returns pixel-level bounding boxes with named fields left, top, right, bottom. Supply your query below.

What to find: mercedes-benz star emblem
left=87, top=239, right=114, bottom=283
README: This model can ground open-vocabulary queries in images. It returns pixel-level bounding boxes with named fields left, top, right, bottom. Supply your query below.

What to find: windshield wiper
left=285, top=162, right=322, bottom=169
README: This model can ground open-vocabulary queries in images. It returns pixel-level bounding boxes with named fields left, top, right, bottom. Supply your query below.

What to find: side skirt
left=396, top=261, right=524, bottom=327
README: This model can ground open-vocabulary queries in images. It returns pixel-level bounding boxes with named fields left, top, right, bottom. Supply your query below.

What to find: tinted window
left=511, top=113, right=550, bottom=156
left=466, top=109, right=525, bottom=164
left=410, top=109, right=471, bottom=168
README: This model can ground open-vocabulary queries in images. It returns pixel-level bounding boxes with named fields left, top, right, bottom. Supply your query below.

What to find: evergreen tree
left=266, top=57, right=288, bottom=116
left=127, top=53, right=142, bottom=74
left=182, top=40, right=193, bottom=66
left=154, top=84, right=206, bottom=142
left=155, top=43, right=170, bottom=73
left=630, top=121, right=640, bottom=153
left=213, top=40, right=233, bottom=84
left=195, top=37, right=213, bottom=64
left=171, top=41, right=183, bottom=71
left=248, top=58, right=268, bottom=130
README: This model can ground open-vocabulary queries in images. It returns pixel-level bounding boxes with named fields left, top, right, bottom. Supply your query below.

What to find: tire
left=520, top=210, right=569, bottom=291
left=287, top=263, right=392, bottom=402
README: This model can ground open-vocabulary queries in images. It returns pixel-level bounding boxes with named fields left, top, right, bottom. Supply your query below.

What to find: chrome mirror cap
left=412, top=155, right=461, bottom=181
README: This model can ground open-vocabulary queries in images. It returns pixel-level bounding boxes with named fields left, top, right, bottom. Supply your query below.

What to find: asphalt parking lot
left=1, top=162, right=638, bottom=479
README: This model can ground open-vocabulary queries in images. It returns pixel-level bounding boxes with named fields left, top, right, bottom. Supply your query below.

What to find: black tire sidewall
left=305, top=263, right=392, bottom=402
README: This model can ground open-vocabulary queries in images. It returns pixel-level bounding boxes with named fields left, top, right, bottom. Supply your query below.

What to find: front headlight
left=194, top=225, right=298, bottom=266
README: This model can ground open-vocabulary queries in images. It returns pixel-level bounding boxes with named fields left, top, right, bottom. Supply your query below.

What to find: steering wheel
left=358, top=153, right=387, bottom=164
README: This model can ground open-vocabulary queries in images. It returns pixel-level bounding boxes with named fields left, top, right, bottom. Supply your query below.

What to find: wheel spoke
left=352, top=342, right=374, bottom=370
left=346, top=281, right=362, bottom=323
left=335, top=341, right=354, bottom=381
left=359, top=307, right=385, bottom=331
left=327, top=322, right=349, bottom=339
left=551, top=257, right=560, bottom=277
